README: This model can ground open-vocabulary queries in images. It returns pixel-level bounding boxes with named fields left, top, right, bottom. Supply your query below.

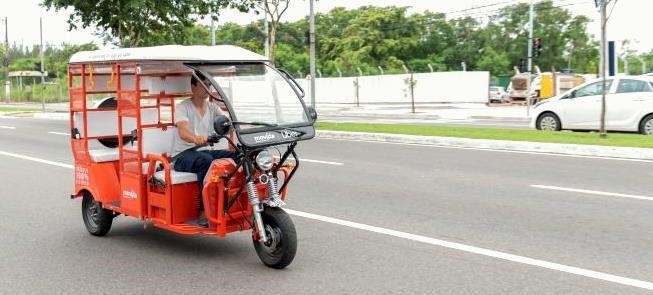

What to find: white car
left=530, top=76, right=653, bottom=134
left=489, top=86, right=510, bottom=103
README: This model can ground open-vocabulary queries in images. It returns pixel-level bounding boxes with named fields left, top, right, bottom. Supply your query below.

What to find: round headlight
left=255, top=150, right=274, bottom=171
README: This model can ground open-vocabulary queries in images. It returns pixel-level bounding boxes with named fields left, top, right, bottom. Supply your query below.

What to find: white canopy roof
left=69, top=45, right=267, bottom=64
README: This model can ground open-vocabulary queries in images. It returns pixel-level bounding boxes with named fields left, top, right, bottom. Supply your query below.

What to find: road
left=1, top=116, right=652, bottom=294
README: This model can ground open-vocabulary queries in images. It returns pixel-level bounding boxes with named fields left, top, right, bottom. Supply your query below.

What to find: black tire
left=82, top=193, right=113, bottom=236
left=639, top=114, right=653, bottom=135
left=536, top=112, right=561, bottom=131
left=253, top=207, right=297, bottom=269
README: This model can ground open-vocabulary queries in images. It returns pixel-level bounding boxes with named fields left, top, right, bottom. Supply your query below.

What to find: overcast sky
left=2, top=0, right=650, bottom=53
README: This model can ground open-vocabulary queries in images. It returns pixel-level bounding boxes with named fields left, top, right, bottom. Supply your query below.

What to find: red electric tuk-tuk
left=68, top=45, right=316, bottom=268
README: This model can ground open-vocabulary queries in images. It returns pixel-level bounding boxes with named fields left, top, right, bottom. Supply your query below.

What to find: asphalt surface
left=1, top=116, right=652, bottom=294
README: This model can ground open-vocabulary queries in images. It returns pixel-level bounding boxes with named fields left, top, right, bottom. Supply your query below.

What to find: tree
left=477, top=47, right=510, bottom=75
left=319, top=6, right=422, bottom=74
left=489, top=0, right=598, bottom=74
left=254, top=0, right=291, bottom=66
left=41, top=0, right=255, bottom=47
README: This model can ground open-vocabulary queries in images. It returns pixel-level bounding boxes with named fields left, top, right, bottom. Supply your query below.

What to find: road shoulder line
left=532, top=185, right=653, bottom=202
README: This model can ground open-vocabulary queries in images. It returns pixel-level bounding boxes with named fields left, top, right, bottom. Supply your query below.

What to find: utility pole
left=599, top=0, right=610, bottom=138
left=3, top=17, right=8, bottom=103
left=210, top=14, right=216, bottom=46
left=309, top=0, right=316, bottom=108
left=40, top=17, right=45, bottom=112
left=526, top=0, right=534, bottom=117
left=264, top=14, right=269, bottom=59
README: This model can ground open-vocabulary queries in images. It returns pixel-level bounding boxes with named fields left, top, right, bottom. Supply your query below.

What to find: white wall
left=297, top=71, right=490, bottom=104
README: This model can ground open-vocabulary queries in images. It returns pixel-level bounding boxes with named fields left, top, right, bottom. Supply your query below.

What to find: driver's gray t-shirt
left=172, top=99, right=225, bottom=157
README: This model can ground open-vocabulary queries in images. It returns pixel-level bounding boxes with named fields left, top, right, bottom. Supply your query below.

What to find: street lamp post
left=40, top=17, right=45, bottom=112
left=599, top=0, right=611, bottom=138
left=309, top=0, right=316, bottom=109
left=526, top=0, right=534, bottom=117
left=3, top=17, right=8, bottom=103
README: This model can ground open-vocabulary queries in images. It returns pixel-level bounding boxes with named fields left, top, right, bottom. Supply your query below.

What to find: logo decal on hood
left=254, top=132, right=276, bottom=143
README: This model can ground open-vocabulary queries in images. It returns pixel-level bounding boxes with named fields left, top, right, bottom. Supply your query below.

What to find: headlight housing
left=255, top=149, right=274, bottom=171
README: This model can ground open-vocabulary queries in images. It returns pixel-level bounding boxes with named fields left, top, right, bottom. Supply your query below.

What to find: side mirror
left=213, top=115, right=232, bottom=136
left=307, top=106, right=318, bottom=122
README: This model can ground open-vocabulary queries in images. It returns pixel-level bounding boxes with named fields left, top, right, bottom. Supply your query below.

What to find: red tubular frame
left=70, top=62, right=293, bottom=237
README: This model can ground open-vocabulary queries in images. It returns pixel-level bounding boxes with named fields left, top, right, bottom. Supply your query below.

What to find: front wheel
left=536, top=113, right=561, bottom=131
left=253, top=207, right=297, bottom=269
left=82, top=193, right=113, bottom=236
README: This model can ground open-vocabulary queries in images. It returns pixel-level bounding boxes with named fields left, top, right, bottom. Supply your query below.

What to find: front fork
left=247, top=173, right=285, bottom=244
left=246, top=180, right=269, bottom=244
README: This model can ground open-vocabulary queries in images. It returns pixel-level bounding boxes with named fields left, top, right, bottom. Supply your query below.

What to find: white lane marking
left=3, top=149, right=652, bottom=291
left=0, top=151, right=73, bottom=169
left=319, top=137, right=653, bottom=163
left=274, top=156, right=343, bottom=166
left=0, top=125, right=16, bottom=129
left=301, top=158, right=343, bottom=166
left=531, top=185, right=653, bottom=202
left=48, top=131, right=69, bottom=136
left=285, top=209, right=653, bottom=291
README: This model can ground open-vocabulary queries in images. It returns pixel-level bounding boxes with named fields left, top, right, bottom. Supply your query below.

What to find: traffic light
left=533, top=37, right=542, bottom=57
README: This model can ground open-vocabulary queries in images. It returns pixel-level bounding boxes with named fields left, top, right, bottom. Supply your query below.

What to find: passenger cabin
left=69, top=45, right=268, bottom=229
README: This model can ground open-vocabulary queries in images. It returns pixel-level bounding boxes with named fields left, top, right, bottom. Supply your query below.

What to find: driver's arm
left=177, top=121, right=207, bottom=145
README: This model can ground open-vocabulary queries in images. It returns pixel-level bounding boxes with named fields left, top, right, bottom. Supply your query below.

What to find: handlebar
left=206, top=134, right=221, bottom=146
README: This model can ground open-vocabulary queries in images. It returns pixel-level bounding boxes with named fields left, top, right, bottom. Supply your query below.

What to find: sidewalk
left=0, top=102, right=68, bottom=112
left=315, top=103, right=531, bottom=123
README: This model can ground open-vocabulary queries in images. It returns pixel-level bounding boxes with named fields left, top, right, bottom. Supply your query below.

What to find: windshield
left=197, top=64, right=309, bottom=131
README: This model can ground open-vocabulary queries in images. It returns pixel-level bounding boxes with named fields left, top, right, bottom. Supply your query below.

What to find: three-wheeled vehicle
left=68, top=45, right=316, bottom=268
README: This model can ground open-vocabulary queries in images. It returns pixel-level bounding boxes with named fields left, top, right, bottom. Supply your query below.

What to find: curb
left=316, top=130, right=653, bottom=161
left=468, top=116, right=530, bottom=121
left=319, top=113, right=442, bottom=120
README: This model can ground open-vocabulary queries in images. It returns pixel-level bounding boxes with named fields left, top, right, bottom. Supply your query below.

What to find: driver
left=172, top=71, right=237, bottom=227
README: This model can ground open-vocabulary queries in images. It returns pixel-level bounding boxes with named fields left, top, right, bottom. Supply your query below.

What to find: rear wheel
left=253, top=207, right=297, bottom=269
left=639, top=115, right=653, bottom=135
left=536, top=113, right=561, bottom=131
left=82, top=193, right=113, bottom=236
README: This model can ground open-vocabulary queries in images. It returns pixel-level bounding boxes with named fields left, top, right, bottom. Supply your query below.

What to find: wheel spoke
left=540, top=116, right=557, bottom=131
left=645, top=120, right=653, bottom=135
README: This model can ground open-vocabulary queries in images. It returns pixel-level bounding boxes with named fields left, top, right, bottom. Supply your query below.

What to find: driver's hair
left=190, top=71, right=209, bottom=86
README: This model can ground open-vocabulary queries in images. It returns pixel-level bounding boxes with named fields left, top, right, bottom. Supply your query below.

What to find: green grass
left=316, top=122, right=653, bottom=148
left=0, top=106, right=35, bottom=113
